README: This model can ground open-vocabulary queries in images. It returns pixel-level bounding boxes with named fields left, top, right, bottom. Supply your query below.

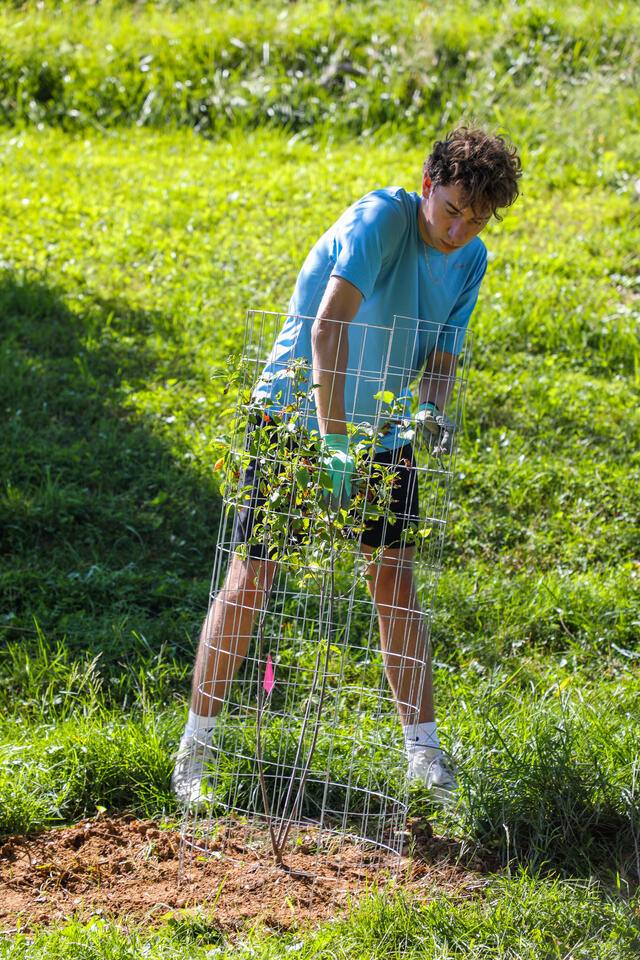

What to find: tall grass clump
left=0, top=709, right=177, bottom=836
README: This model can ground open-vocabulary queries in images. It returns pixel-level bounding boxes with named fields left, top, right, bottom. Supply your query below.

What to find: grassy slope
left=1, top=0, right=639, bottom=164
left=0, top=0, right=639, bottom=955
left=2, top=127, right=637, bottom=656
left=1, top=121, right=638, bottom=939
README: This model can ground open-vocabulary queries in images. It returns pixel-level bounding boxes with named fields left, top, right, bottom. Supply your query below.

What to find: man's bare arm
left=311, top=275, right=363, bottom=437
left=418, top=350, right=459, bottom=412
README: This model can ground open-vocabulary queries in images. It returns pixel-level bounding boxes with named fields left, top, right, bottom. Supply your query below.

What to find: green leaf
left=374, top=390, right=395, bottom=404
left=295, top=466, right=310, bottom=489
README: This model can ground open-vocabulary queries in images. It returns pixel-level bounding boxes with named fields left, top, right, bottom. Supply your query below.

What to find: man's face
left=419, top=174, right=491, bottom=253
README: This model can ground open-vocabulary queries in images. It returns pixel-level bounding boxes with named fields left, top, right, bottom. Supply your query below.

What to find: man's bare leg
left=364, top=544, right=458, bottom=800
left=190, top=551, right=275, bottom=718
left=172, top=551, right=274, bottom=802
left=363, top=545, right=434, bottom=726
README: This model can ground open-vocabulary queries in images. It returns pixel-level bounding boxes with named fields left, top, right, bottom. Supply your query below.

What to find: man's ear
left=422, top=172, right=432, bottom=197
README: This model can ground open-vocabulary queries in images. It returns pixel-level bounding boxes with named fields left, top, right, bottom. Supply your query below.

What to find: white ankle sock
left=403, top=720, right=440, bottom=751
left=184, top=709, right=217, bottom=741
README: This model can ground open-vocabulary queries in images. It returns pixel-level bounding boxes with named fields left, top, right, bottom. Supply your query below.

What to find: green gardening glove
left=416, top=402, right=457, bottom=457
left=320, top=433, right=355, bottom=510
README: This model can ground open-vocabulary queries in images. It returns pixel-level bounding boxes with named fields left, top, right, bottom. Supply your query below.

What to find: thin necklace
left=419, top=208, right=448, bottom=285
left=423, top=241, right=448, bottom=285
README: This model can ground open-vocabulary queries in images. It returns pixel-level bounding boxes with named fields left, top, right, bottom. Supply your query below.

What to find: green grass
left=1, top=126, right=637, bottom=666
left=1, top=878, right=638, bottom=958
left=2, top=628, right=637, bottom=882
left=1, top=0, right=639, bottom=955
left=1, top=0, right=639, bottom=180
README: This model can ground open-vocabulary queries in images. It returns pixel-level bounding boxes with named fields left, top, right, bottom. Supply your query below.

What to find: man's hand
left=416, top=402, right=457, bottom=457
left=321, top=434, right=355, bottom=510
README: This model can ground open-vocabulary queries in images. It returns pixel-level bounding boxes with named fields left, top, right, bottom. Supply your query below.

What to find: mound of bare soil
left=0, top=815, right=496, bottom=932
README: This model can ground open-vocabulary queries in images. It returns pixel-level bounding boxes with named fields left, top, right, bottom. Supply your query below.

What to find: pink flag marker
left=263, top=654, right=275, bottom=695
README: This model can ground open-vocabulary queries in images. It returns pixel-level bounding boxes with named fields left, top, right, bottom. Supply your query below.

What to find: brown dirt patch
left=0, top=814, right=497, bottom=932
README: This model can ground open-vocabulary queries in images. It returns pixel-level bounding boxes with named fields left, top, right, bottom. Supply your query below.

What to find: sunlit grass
left=1, top=0, right=639, bottom=178
left=0, top=3, right=638, bottom=953
left=1, top=127, right=636, bottom=659
left=0, top=877, right=638, bottom=958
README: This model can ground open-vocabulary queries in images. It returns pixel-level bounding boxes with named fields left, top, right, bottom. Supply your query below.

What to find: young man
left=173, top=127, right=521, bottom=805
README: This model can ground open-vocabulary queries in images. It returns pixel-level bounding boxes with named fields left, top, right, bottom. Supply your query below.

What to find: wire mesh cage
left=179, top=308, right=472, bottom=893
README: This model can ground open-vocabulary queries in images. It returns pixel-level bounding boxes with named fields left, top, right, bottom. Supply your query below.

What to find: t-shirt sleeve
left=330, top=192, right=408, bottom=301
left=437, top=246, right=488, bottom=355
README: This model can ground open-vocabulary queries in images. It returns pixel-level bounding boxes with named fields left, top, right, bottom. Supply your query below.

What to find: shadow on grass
left=0, top=269, right=220, bottom=677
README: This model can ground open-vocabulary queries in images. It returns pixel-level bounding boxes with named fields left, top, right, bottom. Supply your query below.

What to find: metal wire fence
left=179, top=309, right=472, bottom=892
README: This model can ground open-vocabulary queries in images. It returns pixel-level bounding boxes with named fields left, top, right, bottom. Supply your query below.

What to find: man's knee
left=368, top=557, right=415, bottom=607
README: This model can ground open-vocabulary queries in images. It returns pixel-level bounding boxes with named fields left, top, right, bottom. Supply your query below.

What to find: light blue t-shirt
left=255, top=187, right=486, bottom=449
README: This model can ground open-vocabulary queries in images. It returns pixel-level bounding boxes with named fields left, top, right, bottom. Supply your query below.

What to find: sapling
left=215, top=359, right=409, bottom=868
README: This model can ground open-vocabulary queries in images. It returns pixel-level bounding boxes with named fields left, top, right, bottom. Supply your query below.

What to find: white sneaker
left=171, top=732, right=215, bottom=806
left=406, top=745, right=459, bottom=804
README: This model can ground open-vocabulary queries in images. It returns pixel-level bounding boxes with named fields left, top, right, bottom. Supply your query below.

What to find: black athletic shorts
left=230, top=439, right=420, bottom=558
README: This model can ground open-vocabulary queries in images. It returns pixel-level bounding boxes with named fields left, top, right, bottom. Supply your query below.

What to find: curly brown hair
left=425, top=127, right=521, bottom=220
